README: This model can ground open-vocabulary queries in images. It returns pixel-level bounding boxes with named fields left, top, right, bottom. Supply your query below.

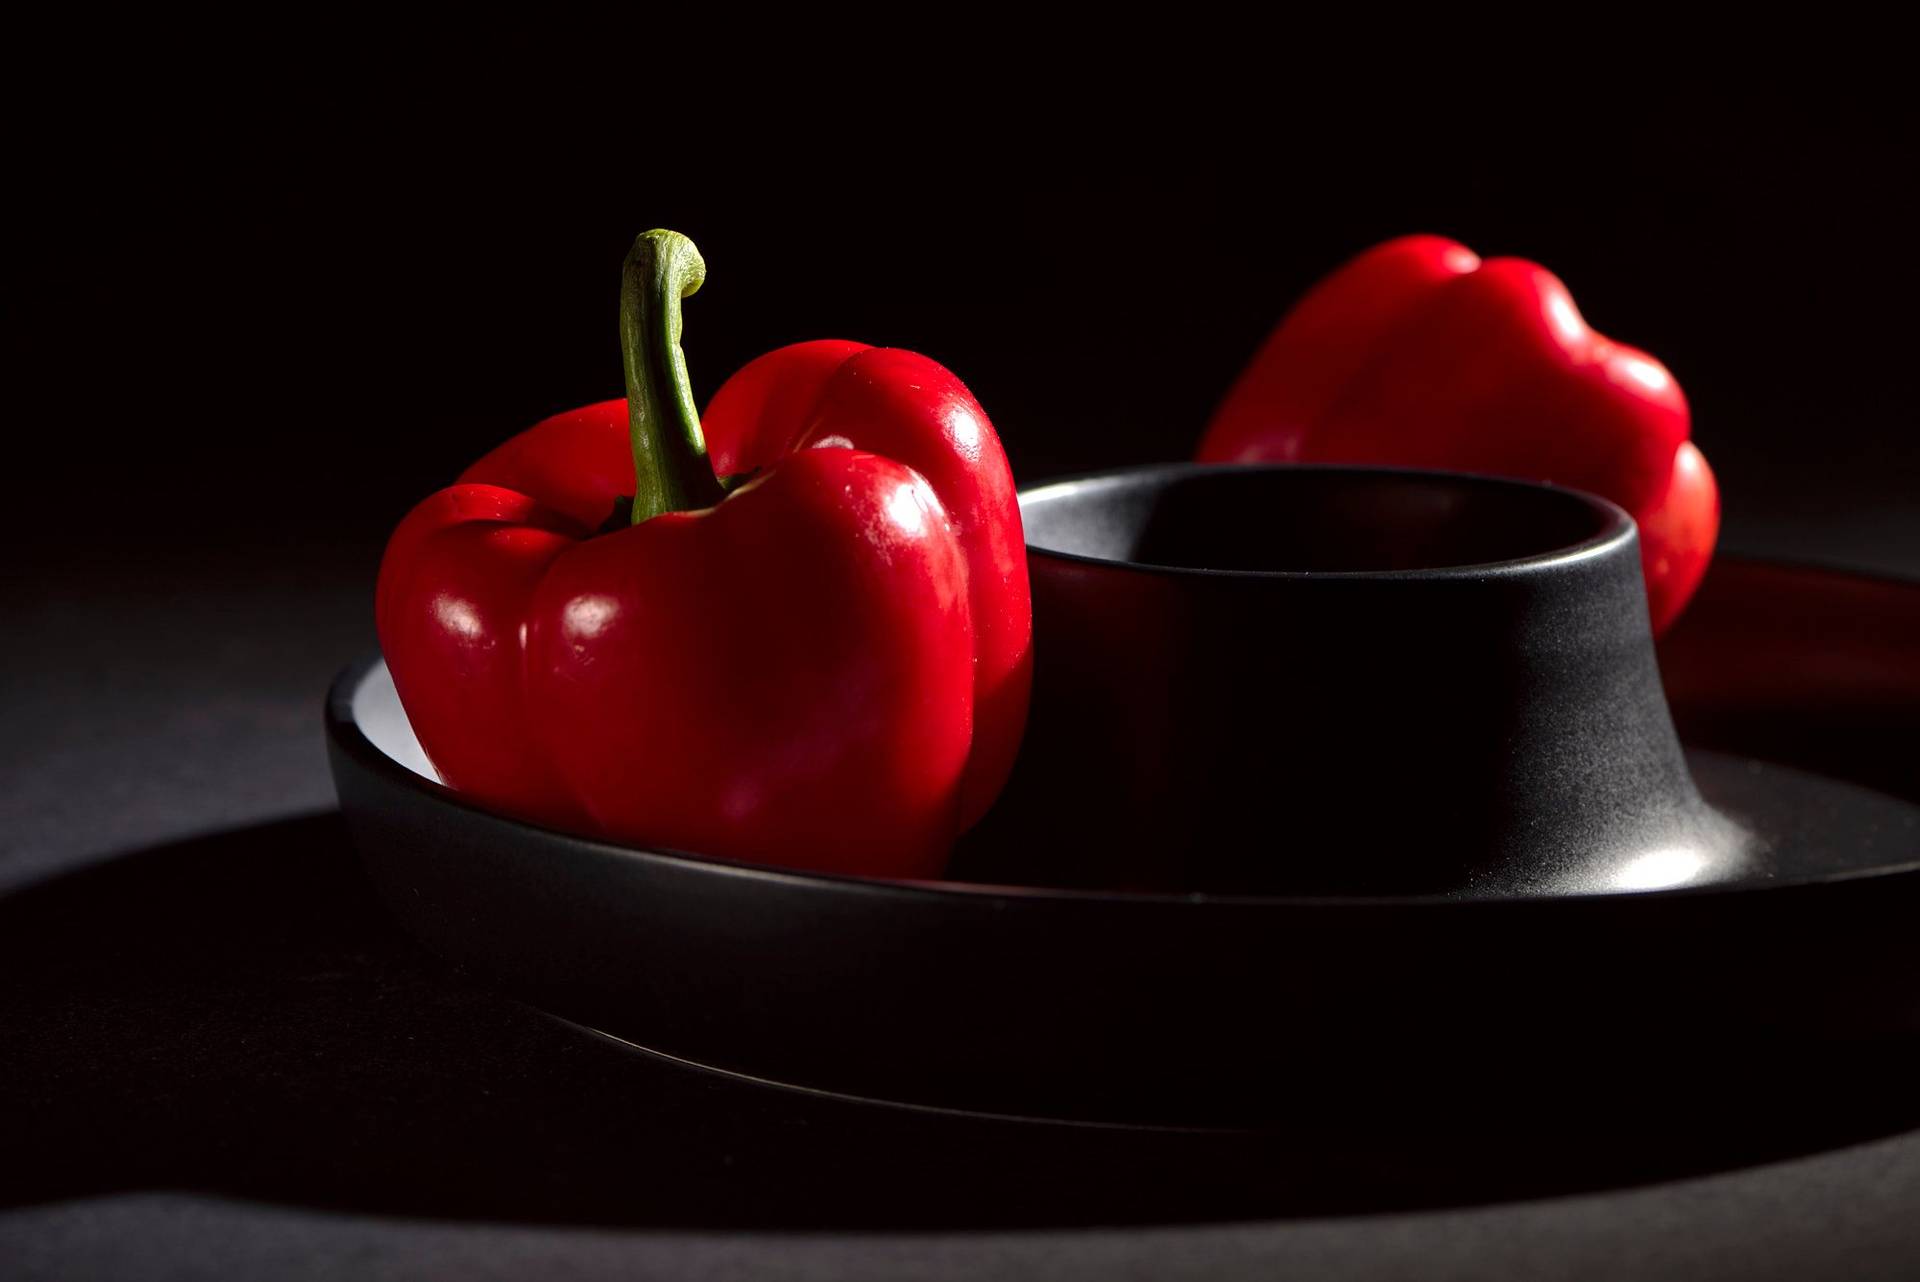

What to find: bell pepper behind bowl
left=1197, top=235, right=1719, bottom=632
left=377, top=231, right=1031, bottom=878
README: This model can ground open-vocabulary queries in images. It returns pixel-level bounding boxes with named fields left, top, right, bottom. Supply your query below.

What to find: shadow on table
left=4, top=813, right=1919, bottom=1230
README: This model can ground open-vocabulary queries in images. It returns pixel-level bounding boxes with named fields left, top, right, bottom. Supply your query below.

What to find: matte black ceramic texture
left=977, top=463, right=1731, bottom=896
left=328, top=501, right=1920, bottom=1123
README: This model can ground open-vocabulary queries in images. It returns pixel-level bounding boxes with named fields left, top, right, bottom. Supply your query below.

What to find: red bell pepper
left=1198, top=236, right=1718, bottom=632
left=376, top=230, right=1031, bottom=877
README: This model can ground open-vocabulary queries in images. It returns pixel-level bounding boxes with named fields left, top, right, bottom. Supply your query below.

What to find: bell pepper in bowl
left=1198, top=236, right=1718, bottom=632
left=376, top=231, right=1031, bottom=878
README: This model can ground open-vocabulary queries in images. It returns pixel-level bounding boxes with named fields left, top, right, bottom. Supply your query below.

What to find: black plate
left=326, top=553, right=1920, bottom=1126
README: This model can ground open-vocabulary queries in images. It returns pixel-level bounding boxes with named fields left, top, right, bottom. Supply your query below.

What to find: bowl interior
left=1020, top=465, right=1623, bottom=574
left=355, top=664, right=439, bottom=784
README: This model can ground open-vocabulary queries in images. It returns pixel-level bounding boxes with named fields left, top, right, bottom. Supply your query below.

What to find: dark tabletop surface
left=3, top=508, right=1918, bottom=1282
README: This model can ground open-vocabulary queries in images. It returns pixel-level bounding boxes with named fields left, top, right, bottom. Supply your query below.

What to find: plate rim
left=327, top=558, right=1920, bottom=913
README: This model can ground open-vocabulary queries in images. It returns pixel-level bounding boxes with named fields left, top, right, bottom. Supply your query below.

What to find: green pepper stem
left=620, top=229, right=726, bottom=523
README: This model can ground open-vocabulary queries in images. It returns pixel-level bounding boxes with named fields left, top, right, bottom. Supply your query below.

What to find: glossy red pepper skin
left=377, top=245, right=1030, bottom=878
left=1198, top=236, right=1719, bottom=632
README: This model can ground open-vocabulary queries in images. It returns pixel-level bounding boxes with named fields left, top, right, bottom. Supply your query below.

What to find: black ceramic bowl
left=327, top=465, right=1920, bottom=1125
left=977, top=464, right=1736, bottom=895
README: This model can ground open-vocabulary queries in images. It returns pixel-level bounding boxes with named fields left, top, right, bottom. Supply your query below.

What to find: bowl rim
left=327, top=649, right=1920, bottom=914
left=1017, top=461, right=1638, bottom=581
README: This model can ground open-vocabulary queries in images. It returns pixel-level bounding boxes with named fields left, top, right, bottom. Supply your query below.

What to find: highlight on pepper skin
left=1198, top=234, right=1720, bottom=633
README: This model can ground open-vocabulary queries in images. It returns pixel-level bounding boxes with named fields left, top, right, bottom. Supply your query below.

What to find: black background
left=16, top=84, right=1916, bottom=569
